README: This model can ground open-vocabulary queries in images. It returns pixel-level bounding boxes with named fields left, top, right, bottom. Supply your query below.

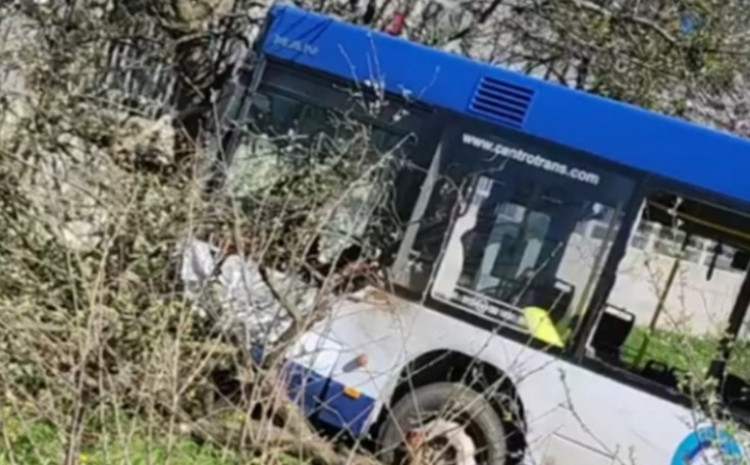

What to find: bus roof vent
left=469, top=76, right=534, bottom=129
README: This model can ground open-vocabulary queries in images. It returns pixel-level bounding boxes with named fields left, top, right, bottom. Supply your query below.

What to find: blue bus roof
left=261, top=4, right=750, bottom=206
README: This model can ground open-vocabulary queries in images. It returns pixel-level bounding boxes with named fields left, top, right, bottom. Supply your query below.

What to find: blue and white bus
left=212, top=4, right=750, bottom=465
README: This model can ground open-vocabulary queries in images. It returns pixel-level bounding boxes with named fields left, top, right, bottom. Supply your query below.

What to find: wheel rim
left=406, top=418, right=480, bottom=465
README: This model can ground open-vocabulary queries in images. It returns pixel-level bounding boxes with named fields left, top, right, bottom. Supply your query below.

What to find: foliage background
left=1, top=0, right=749, bottom=464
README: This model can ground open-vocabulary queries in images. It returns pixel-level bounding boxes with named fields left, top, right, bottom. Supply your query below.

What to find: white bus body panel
left=287, top=287, right=711, bottom=465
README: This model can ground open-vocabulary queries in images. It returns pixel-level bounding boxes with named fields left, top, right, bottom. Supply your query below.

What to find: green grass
left=0, top=414, right=313, bottom=465
left=0, top=417, right=240, bottom=465
left=0, top=420, right=61, bottom=465
left=81, top=438, right=240, bottom=465
left=621, top=327, right=750, bottom=380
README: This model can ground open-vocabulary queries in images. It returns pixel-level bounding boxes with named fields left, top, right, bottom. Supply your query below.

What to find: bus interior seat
left=591, top=304, right=635, bottom=365
left=640, top=360, right=679, bottom=388
left=722, top=373, right=750, bottom=412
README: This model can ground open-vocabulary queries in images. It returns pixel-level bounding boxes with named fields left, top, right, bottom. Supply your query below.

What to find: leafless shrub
left=2, top=1, right=750, bottom=465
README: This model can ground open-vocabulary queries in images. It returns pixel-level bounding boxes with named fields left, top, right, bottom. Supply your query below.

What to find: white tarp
left=179, top=239, right=317, bottom=352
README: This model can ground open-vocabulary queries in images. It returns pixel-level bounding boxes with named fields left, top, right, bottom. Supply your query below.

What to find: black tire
left=377, top=382, right=509, bottom=465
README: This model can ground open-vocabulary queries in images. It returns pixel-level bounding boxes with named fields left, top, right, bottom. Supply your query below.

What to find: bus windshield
left=223, top=84, right=419, bottom=267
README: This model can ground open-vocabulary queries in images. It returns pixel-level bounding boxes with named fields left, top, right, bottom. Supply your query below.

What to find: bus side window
left=427, top=170, right=628, bottom=345
left=591, top=192, right=750, bottom=392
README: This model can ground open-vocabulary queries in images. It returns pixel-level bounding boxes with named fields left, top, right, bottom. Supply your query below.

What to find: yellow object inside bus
left=523, top=307, right=565, bottom=348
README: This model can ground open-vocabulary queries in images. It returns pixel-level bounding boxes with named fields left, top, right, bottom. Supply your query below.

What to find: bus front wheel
left=377, top=382, right=509, bottom=465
